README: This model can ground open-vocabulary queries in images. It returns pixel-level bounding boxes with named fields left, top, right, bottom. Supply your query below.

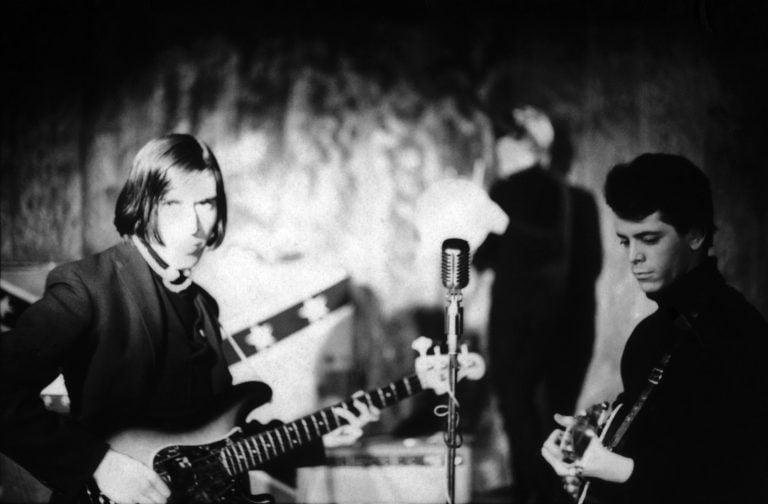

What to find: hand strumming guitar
left=93, top=448, right=171, bottom=504
left=541, top=413, right=635, bottom=488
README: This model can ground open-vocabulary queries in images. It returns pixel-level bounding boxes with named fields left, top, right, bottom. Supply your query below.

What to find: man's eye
left=641, top=237, right=660, bottom=245
left=618, top=239, right=629, bottom=247
left=196, top=201, right=216, bottom=211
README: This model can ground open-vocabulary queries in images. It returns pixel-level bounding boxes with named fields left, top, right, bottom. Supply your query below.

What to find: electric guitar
left=559, top=402, right=623, bottom=504
left=80, top=337, right=485, bottom=504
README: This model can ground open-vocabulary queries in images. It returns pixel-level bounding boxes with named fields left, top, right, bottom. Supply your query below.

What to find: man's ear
left=686, top=228, right=706, bottom=251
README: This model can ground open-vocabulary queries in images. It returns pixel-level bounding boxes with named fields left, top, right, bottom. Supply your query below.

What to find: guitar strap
left=606, top=313, right=693, bottom=450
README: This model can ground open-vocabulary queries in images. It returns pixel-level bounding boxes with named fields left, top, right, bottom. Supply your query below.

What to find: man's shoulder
left=634, top=309, right=666, bottom=330
left=47, top=242, right=135, bottom=285
left=711, top=281, right=768, bottom=340
left=623, top=309, right=666, bottom=347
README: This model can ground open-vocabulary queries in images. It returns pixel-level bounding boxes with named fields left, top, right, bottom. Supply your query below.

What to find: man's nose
left=191, top=209, right=208, bottom=239
left=179, top=206, right=201, bottom=235
left=629, top=242, right=645, bottom=264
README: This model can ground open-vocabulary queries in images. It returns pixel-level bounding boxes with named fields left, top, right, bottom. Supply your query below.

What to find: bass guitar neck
left=82, top=339, right=485, bottom=503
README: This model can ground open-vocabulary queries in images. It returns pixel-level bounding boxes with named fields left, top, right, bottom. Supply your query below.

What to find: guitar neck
left=220, top=374, right=424, bottom=476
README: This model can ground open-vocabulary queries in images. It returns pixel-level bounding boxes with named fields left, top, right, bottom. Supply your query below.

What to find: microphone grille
left=441, top=238, right=470, bottom=289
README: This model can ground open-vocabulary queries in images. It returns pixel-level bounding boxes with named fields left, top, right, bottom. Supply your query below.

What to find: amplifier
left=297, top=436, right=471, bottom=504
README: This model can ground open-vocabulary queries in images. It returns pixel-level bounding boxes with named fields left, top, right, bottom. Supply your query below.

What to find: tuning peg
left=411, top=336, right=433, bottom=357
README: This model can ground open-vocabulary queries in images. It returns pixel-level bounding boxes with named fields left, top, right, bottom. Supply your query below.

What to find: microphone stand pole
left=444, top=288, right=462, bottom=504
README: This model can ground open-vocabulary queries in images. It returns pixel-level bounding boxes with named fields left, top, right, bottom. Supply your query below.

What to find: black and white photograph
left=2, top=1, right=767, bottom=503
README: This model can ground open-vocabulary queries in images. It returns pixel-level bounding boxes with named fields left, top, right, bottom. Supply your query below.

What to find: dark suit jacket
left=473, top=166, right=602, bottom=395
left=0, top=241, right=232, bottom=497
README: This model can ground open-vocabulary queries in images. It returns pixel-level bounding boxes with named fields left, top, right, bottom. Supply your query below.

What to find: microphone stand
left=444, top=287, right=463, bottom=504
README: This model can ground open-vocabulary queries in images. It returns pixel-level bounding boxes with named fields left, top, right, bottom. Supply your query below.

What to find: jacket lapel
left=112, top=241, right=161, bottom=366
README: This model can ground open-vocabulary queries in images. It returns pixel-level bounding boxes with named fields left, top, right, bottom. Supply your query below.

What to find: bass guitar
left=80, top=337, right=485, bottom=504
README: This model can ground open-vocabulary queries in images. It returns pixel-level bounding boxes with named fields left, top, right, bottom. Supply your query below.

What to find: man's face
left=152, top=167, right=218, bottom=270
left=496, top=135, right=538, bottom=177
left=613, top=211, right=703, bottom=294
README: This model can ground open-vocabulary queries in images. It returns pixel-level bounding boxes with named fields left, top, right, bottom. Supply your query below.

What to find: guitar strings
left=157, top=375, right=425, bottom=481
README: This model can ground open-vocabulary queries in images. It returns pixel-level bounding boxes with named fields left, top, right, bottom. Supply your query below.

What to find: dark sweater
left=592, top=257, right=768, bottom=503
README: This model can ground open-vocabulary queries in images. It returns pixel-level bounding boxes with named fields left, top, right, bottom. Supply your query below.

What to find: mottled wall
left=1, top=98, right=84, bottom=262
left=2, top=0, right=767, bottom=490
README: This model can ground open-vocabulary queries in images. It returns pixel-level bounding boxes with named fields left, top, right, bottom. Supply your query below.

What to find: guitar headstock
left=412, top=336, right=486, bottom=395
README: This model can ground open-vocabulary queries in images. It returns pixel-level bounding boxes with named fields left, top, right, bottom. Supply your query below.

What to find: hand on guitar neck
left=322, top=393, right=382, bottom=448
left=541, top=406, right=634, bottom=502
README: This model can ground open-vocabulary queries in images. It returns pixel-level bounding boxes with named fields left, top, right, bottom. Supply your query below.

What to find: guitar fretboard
left=220, top=375, right=423, bottom=476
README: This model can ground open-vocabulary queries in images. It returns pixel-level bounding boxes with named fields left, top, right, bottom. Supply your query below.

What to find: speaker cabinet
left=297, top=437, right=471, bottom=504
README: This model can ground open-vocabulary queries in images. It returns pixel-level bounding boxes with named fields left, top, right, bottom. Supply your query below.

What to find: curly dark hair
left=604, top=153, right=715, bottom=249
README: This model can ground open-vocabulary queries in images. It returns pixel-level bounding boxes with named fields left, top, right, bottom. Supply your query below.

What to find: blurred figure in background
left=474, top=107, right=602, bottom=504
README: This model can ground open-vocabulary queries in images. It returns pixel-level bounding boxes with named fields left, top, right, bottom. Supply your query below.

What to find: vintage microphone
left=414, top=176, right=508, bottom=502
left=441, top=238, right=469, bottom=504
left=442, top=238, right=469, bottom=348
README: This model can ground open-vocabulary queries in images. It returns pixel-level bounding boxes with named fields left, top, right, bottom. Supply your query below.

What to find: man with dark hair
left=0, top=134, right=376, bottom=504
left=542, top=153, right=768, bottom=503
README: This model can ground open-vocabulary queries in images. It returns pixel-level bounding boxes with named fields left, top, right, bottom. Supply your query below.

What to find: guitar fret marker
left=320, top=410, right=331, bottom=430
left=243, top=440, right=256, bottom=468
left=249, top=437, right=264, bottom=465
left=264, top=436, right=272, bottom=456
left=236, top=444, right=249, bottom=472
left=282, top=425, right=295, bottom=449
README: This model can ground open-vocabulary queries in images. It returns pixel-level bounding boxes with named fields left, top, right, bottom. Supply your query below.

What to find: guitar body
left=109, top=408, right=239, bottom=467
left=81, top=383, right=270, bottom=504
left=568, top=403, right=623, bottom=504
left=77, top=342, right=486, bottom=504
left=84, top=437, right=247, bottom=504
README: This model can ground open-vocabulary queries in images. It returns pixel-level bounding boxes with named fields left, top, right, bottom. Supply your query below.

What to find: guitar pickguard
left=152, top=435, right=242, bottom=504
left=82, top=434, right=249, bottom=504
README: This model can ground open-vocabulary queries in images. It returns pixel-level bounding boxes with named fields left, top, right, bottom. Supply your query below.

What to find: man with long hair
left=0, top=134, right=376, bottom=503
